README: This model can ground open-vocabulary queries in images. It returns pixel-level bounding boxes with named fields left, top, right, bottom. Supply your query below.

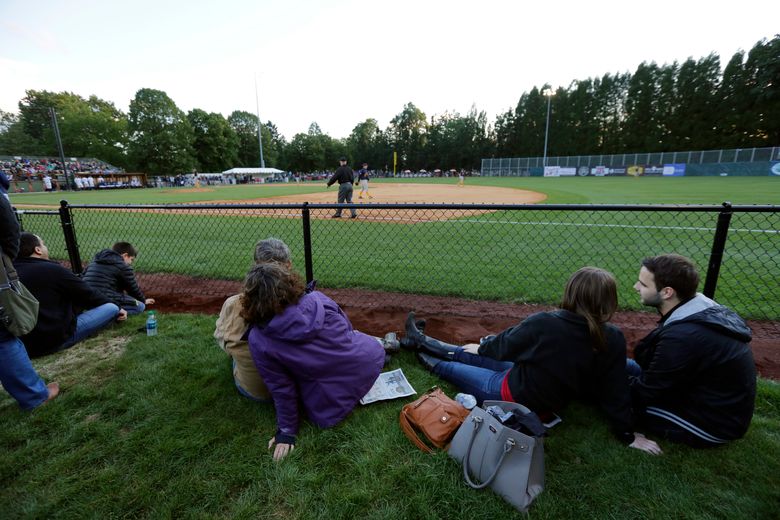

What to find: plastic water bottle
left=455, top=393, right=477, bottom=410
left=146, top=311, right=158, bottom=337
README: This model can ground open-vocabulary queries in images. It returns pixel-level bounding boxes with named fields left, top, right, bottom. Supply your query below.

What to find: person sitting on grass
left=406, top=266, right=662, bottom=455
left=14, top=233, right=126, bottom=358
left=0, top=196, right=59, bottom=409
left=628, top=254, right=756, bottom=448
left=213, top=238, right=293, bottom=403
left=82, top=242, right=155, bottom=315
left=240, top=261, right=388, bottom=461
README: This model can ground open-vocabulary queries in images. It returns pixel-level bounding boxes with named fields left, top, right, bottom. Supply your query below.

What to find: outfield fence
left=14, top=201, right=780, bottom=323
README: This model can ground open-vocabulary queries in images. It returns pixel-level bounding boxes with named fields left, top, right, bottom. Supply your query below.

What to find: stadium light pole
left=542, top=88, right=553, bottom=168
left=254, top=74, right=266, bottom=169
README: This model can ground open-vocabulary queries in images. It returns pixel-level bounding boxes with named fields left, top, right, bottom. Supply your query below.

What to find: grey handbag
left=0, top=254, right=39, bottom=337
left=447, top=400, right=545, bottom=512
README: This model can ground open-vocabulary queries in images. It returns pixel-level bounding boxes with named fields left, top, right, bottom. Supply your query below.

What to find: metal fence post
left=703, top=201, right=733, bottom=299
left=58, top=200, right=83, bottom=274
left=13, top=208, right=23, bottom=231
left=301, top=202, right=314, bottom=284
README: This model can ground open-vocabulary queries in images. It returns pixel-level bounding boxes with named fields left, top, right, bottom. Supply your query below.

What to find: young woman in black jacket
left=407, top=267, right=661, bottom=454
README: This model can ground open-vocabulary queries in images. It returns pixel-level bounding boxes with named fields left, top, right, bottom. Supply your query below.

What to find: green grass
left=13, top=177, right=780, bottom=320
left=1, top=314, right=778, bottom=519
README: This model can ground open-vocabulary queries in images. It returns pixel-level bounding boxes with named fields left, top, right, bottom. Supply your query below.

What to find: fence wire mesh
left=15, top=202, right=779, bottom=324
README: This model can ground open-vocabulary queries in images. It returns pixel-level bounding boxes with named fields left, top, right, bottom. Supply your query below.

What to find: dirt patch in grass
left=138, top=273, right=780, bottom=381
left=35, top=335, right=132, bottom=386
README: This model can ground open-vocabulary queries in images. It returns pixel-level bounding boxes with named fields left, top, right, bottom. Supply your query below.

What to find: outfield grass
left=13, top=177, right=780, bottom=319
left=1, top=314, right=778, bottom=519
left=13, top=176, right=780, bottom=206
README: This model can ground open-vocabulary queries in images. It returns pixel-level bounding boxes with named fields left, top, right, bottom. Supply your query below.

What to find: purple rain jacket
left=248, top=290, right=385, bottom=438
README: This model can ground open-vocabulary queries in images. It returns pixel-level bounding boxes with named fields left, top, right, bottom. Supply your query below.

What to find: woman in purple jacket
left=241, top=262, right=386, bottom=461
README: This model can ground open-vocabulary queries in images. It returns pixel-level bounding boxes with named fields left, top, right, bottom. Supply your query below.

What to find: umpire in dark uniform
left=326, top=157, right=357, bottom=218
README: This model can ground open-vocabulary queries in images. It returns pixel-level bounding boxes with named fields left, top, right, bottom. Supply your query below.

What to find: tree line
left=0, top=36, right=777, bottom=174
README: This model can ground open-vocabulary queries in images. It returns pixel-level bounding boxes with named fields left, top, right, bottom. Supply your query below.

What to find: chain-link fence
left=482, top=146, right=780, bottom=175
left=14, top=201, right=779, bottom=323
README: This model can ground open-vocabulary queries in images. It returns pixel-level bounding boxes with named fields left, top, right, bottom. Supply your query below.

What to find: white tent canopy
left=222, top=167, right=284, bottom=175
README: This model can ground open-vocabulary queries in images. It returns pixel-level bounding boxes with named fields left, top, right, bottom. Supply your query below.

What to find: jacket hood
left=93, top=249, right=124, bottom=265
left=666, top=294, right=752, bottom=342
left=263, top=292, right=324, bottom=342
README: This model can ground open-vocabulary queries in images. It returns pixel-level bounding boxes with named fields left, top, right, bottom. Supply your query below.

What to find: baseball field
left=2, top=175, right=779, bottom=519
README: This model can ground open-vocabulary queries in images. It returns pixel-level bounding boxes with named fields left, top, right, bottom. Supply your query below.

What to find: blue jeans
left=0, top=333, right=49, bottom=410
left=58, top=303, right=120, bottom=351
left=123, top=300, right=146, bottom=316
left=626, top=358, right=642, bottom=377
left=432, top=349, right=514, bottom=404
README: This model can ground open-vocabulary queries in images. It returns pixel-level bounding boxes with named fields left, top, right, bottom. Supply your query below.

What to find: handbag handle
left=461, top=415, right=516, bottom=489
left=0, top=253, right=16, bottom=287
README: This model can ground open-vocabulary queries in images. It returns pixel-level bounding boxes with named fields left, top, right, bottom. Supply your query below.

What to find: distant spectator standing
left=0, top=196, right=59, bottom=408
left=357, top=163, right=372, bottom=199
left=326, top=157, right=357, bottom=218
left=42, top=174, right=53, bottom=192
left=82, top=242, right=155, bottom=315
left=628, top=254, right=756, bottom=447
left=14, top=233, right=126, bottom=357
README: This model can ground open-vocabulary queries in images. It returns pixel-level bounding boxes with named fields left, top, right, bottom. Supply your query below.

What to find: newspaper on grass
left=360, top=368, right=416, bottom=405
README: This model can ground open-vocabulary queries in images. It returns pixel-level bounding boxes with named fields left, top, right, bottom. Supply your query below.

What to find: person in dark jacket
left=407, top=267, right=662, bottom=455
left=0, top=197, right=59, bottom=408
left=326, top=157, right=357, bottom=218
left=82, top=242, right=155, bottom=315
left=14, top=233, right=126, bottom=357
left=242, top=262, right=385, bottom=461
left=628, top=254, right=756, bottom=448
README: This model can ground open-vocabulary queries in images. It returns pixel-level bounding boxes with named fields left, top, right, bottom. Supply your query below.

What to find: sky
left=1, top=0, right=778, bottom=140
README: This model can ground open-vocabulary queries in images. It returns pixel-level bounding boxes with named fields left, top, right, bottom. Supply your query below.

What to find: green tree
left=745, top=36, right=780, bottom=146
left=187, top=109, right=238, bottom=172
left=346, top=118, right=390, bottom=171
left=669, top=55, right=720, bottom=150
left=623, top=62, right=660, bottom=151
left=388, top=102, right=427, bottom=170
left=0, top=110, right=41, bottom=155
left=127, top=88, right=196, bottom=174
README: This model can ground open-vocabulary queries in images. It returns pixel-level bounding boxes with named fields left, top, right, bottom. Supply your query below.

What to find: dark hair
left=18, top=233, right=41, bottom=258
left=112, top=242, right=137, bottom=257
left=560, top=267, right=618, bottom=352
left=240, top=263, right=305, bottom=325
left=641, top=254, right=699, bottom=301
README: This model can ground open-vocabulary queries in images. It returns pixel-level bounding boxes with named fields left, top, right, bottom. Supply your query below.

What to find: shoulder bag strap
left=399, top=407, right=433, bottom=453
left=0, top=253, right=15, bottom=286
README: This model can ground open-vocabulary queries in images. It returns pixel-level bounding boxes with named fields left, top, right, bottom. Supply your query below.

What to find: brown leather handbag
left=399, top=387, right=470, bottom=453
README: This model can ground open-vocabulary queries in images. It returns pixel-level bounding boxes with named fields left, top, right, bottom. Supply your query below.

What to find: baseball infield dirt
left=138, top=273, right=780, bottom=381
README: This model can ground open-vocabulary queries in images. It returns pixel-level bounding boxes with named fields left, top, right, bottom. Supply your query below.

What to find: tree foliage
left=1, top=35, right=778, bottom=172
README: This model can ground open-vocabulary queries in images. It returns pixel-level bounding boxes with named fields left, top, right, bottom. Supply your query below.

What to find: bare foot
left=42, top=382, right=60, bottom=405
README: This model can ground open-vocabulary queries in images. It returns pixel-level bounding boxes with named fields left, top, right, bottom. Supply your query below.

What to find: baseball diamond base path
left=137, top=273, right=780, bottom=381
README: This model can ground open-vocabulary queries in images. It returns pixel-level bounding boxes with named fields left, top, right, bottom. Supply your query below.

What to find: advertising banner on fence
left=663, top=164, right=686, bottom=176
left=771, top=162, right=780, bottom=176
left=627, top=165, right=644, bottom=176
left=543, top=166, right=559, bottom=177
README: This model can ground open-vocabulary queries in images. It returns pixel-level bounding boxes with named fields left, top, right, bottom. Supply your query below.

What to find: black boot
left=400, top=316, right=426, bottom=350
left=405, top=312, right=460, bottom=359
left=416, top=352, right=442, bottom=373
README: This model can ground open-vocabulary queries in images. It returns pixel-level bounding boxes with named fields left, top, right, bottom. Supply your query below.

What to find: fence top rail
left=60, top=202, right=779, bottom=212
left=13, top=209, right=60, bottom=215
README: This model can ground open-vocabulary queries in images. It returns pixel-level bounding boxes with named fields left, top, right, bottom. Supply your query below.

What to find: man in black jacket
left=82, top=242, right=155, bottom=315
left=628, top=254, right=756, bottom=447
left=0, top=198, right=59, bottom=408
left=14, top=233, right=126, bottom=358
left=326, top=157, right=357, bottom=218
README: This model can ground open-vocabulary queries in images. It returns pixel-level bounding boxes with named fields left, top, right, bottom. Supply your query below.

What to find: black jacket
left=14, top=257, right=111, bottom=357
left=82, top=249, right=145, bottom=307
left=0, top=195, right=19, bottom=260
left=326, top=166, right=354, bottom=186
left=479, top=310, right=634, bottom=443
left=1, top=196, right=20, bottom=340
left=630, top=295, right=756, bottom=441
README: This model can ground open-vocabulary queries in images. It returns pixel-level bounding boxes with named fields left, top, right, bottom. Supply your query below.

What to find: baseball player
left=356, top=163, right=373, bottom=199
